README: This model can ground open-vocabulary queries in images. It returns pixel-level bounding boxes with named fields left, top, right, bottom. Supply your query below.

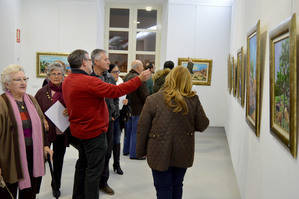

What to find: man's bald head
left=131, top=60, right=144, bottom=73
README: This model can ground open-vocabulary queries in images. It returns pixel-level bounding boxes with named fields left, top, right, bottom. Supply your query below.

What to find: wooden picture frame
left=228, top=54, right=232, bottom=94
left=36, top=52, right=69, bottom=77
left=178, top=58, right=213, bottom=85
left=269, top=14, right=297, bottom=158
left=232, top=56, right=237, bottom=97
left=246, top=20, right=261, bottom=137
left=237, top=47, right=245, bottom=107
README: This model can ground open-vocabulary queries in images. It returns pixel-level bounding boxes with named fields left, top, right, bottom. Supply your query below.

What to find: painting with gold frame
left=269, top=14, right=297, bottom=158
left=246, top=20, right=261, bottom=137
left=232, top=56, right=237, bottom=97
left=36, top=52, right=69, bottom=77
left=178, top=58, right=213, bottom=85
left=228, top=54, right=232, bottom=93
left=237, top=47, right=245, bottom=107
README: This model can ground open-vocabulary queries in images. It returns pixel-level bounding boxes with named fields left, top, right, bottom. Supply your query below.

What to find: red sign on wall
left=16, top=29, right=20, bottom=43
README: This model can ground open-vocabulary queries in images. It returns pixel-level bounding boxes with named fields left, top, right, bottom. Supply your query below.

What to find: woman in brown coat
left=136, top=66, right=209, bottom=199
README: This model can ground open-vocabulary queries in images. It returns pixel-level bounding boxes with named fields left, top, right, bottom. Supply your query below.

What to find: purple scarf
left=5, top=92, right=44, bottom=190
left=49, top=81, right=65, bottom=106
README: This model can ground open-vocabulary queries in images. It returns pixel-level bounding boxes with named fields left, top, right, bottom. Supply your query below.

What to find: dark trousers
left=0, top=146, right=42, bottom=199
left=123, top=116, right=139, bottom=158
left=99, top=121, right=114, bottom=187
left=52, top=134, right=66, bottom=190
left=152, top=167, right=187, bottom=199
left=112, top=118, right=121, bottom=166
left=72, top=133, right=107, bottom=199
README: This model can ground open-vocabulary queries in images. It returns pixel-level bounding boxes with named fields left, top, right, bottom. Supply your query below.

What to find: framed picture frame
left=246, top=20, right=261, bottom=137
left=228, top=54, right=232, bottom=93
left=36, top=52, right=69, bottom=77
left=232, top=56, right=237, bottom=97
left=269, top=14, right=297, bottom=158
left=178, top=58, right=213, bottom=85
left=237, top=47, right=245, bottom=107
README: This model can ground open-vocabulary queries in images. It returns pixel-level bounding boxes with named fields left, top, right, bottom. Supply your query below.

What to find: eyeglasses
left=111, top=70, right=120, bottom=74
left=12, top=77, right=29, bottom=82
left=50, top=73, right=63, bottom=77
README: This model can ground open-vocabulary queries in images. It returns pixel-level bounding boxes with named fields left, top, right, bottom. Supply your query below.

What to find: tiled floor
left=37, top=127, right=241, bottom=199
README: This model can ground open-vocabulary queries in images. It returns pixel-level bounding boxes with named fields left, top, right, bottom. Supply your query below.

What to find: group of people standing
left=0, top=48, right=209, bottom=199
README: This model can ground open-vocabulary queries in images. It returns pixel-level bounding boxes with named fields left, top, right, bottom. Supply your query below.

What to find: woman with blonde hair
left=0, top=64, right=53, bottom=199
left=136, top=66, right=209, bottom=199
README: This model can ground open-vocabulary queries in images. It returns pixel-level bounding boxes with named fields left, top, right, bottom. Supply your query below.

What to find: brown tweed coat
left=136, top=91, right=209, bottom=171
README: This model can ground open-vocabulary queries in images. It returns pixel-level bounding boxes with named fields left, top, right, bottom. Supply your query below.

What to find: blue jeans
left=152, top=167, right=187, bottom=199
left=123, top=116, right=139, bottom=158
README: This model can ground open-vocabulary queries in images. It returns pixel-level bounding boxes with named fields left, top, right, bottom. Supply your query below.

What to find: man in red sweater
left=62, top=49, right=151, bottom=199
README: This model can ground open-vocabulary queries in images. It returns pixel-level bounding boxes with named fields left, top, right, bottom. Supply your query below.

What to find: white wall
left=166, top=1, right=231, bottom=126
left=226, top=0, right=299, bottom=199
left=19, top=0, right=100, bottom=95
left=0, top=0, right=21, bottom=76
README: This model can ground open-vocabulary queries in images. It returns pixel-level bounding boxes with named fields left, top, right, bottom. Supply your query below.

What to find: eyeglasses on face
left=50, top=73, right=63, bottom=77
left=12, top=77, right=29, bottom=82
left=111, top=70, right=120, bottom=74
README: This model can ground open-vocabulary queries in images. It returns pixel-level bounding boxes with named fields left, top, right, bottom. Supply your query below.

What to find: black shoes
left=52, top=188, right=61, bottom=198
left=130, top=156, right=146, bottom=160
left=113, top=164, right=124, bottom=175
left=100, top=185, right=115, bottom=195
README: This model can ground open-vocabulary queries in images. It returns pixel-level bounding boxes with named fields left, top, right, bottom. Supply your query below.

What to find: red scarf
left=49, top=81, right=65, bottom=106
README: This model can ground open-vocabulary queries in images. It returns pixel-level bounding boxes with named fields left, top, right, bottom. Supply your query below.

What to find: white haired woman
left=0, top=64, right=53, bottom=199
left=35, top=62, right=69, bottom=198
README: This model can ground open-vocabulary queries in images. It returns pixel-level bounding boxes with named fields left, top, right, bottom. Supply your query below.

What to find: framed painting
left=246, top=20, right=261, bottom=137
left=36, top=52, right=69, bottom=77
left=178, top=58, right=213, bottom=85
left=237, top=47, right=245, bottom=107
left=269, top=14, right=297, bottom=158
left=227, top=54, right=233, bottom=94
left=232, top=56, right=237, bottom=97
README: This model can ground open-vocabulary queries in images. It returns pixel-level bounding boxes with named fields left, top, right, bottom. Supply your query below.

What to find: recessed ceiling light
left=145, top=6, right=152, bottom=11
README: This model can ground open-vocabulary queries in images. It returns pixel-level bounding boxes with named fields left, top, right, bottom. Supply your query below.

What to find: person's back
left=136, top=66, right=209, bottom=199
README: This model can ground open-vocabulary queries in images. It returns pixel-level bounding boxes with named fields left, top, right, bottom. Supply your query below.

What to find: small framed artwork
left=36, top=52, right=69, bottom=77
left=246, top=20, right=261, bottom=137
left=234, top=56, right=238, bottom=97
left=231, top=56, right=236, bottom=97
left=228, top=54, right=232, bottom=94
left=237, top=47, right=245, bottom=107
left=269, top=14, right=297, bottom=158
left=178, top=58, right=213, bottom=85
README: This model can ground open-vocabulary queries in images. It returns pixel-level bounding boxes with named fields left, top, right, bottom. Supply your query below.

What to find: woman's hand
left=43, top=119, right=49, bottom=132
left=63, top=108, right=68, bottom=116
left=44, top=146, right=53, bottom=162
left=123, top=99, right=128, bottom=105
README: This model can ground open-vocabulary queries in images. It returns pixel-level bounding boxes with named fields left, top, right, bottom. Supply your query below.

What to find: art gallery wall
left=165, top=1, right=232, bottom=126
left=226, top=0, right=299, bottom=198
left=0, top=0, right=21, bottom=75
left=17, top=0, right=101, bottom=95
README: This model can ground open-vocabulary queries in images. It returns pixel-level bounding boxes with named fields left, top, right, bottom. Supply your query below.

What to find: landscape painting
left=273, top=37, right=290, bottom=134
left=248, top=34, right=257, bottom=123
left=246, top=20, right=261, bottom=137
left=36, top=52, right=69, bottom=77
left=178, top=58, right=213, bottom=85
left=269, top=13, right=297, bottom=158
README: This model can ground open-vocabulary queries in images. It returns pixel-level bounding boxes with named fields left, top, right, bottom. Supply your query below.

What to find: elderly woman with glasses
left=35, top=62, right=69, bottom=198
left=0, top=64, right=53, bottom=199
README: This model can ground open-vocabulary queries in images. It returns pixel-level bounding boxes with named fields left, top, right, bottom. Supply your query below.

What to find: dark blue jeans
left=152, top=167, right=187, bottom=199
left=72, top=133, right=107, bottom=199
left=123, top=116, right=139, bottom=158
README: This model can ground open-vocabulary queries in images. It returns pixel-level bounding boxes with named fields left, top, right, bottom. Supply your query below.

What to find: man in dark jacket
left=90, top=49, right=117, bottom=195
left=123, top=60, right=149, bottom=159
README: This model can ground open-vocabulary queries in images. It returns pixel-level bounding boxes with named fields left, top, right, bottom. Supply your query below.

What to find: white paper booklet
left=45, top=100, right=70, bottom=132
